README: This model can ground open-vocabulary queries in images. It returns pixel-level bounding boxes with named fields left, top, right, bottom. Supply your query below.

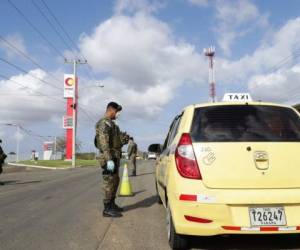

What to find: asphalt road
left=0, top=161, right=300, bottom=250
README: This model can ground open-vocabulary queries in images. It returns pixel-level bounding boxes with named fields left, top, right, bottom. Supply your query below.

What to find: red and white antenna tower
left=204, top=46, right=216, bottom=102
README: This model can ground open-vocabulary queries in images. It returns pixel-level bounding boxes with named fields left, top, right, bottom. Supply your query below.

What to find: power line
left=0, top=57, right=61, bottom=91
left=0, top=73, right=97, bottom=123
left=33, top=0, right=101, bottom=107
left=0, top=90, right=61, bottom=96
left=266, top=50, right=300, bottom=74
left=31, top=0, right=76, bottom=56
left=258, top=41, right=300, bottom=77
left=78, top=107, right=98, bottom=122
left=248, top=46, right=300, bottom=103
left=0, top=59, right=98, bottom=123
left=0, top=93, right=59, bottom=96
left=252, top=51, right=300, bottom=100
left=19, top=126, right=45, bottom=143
left=21, top=127, right=53, bottom=140
left=0, top=35, right=61, bottom=84
left=0, top=73, right=65, bottom=104
left=7, top=0, right=99, bottom=124
left=39, top=0, right=82, bottom=58
left=8, top=0, right=66, bottom=60
left=32, top=0, right=98, bottom=84
left=39, top=0, right=98, bottom=80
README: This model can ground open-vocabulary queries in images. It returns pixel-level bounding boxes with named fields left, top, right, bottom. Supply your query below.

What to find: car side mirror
left=148, top=144, right=162, bottom=154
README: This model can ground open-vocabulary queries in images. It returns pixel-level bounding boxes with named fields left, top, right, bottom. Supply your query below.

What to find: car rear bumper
left=169, top=191, right=300, bottom=236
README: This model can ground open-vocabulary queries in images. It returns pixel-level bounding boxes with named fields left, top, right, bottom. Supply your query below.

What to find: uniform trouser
left=129, top=155, right=137, bottom=174
left=0, top=164, right=3, bottom=175
left=101, top=160, right=120, bottom=204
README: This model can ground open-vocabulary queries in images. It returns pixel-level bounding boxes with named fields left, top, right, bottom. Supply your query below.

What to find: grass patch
left=19, top=159, right=98, bottom=168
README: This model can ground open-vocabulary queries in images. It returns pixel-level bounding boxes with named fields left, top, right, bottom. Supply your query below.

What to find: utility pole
left=64, top=59, right=87, bottom=168
left=204, top=46, right=216, bottom=102
left=16, top=125, right=20, bottom=162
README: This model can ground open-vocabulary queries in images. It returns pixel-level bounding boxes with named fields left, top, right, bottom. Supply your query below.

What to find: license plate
left=249, top=207, right=286, bottom=226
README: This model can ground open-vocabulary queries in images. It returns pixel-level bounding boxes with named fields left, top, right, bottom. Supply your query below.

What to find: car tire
left=167, top=205, right=189, bottom=249
left=155, top=181, right=163, bottom=204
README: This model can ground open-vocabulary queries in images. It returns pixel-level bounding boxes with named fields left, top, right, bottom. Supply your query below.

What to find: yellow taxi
left=150, top=93, right=300, bottom=249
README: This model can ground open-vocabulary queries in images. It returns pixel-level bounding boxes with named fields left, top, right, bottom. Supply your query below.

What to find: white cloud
left=1, top=1, right=300, bottom=152
left=14, top=129, right=25, bottom=141
left=248, top=66, right=300, bottom=104
left=78, top=12, right=207, bottom=120
left=188, top=0, right=269, bottom=56
left=188, top=0, right=209, bottom=7
left=2, top=1, right=300, bottom=132
left=0, top=129, right=5, bottom=139
left=215, top=0, right=260, bottom=25
left=134, top=132, right=166, bottom=143
left=211, top=17, right=300, bottom=104
left=190, top=0, right=269, bottom=56
left=76, top=6, right=300, bottom=118
left=80, top=78, right=173, bottom=120
left=114, top=0, right=165, bottom=15
left=217, top=17, right=300, bottom=84
left=0, top=34, right=28, bottom=59
left=214, top=0, right=269, bottom=56
left=0, top=69, right=64, bottom=124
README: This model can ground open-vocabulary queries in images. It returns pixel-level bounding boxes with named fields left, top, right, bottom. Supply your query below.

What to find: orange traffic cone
left=119, top=163, right=134, bottom=196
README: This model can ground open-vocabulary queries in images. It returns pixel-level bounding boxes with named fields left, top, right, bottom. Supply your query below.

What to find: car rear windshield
left=191, top=105, right=300, bottom=142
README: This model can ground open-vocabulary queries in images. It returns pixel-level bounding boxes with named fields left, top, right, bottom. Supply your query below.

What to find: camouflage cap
left=107, top=102, right=122, bottom=111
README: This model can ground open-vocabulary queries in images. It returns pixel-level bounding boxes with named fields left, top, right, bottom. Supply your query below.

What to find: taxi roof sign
left=222, top=93, right=253, bottom=102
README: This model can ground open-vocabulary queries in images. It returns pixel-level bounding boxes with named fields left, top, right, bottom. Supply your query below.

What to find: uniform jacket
left=95, top=117, right=129, bottom=167
left=127, top=141, right=138, bottom=158
left=0, top=145, right=7, bottom=164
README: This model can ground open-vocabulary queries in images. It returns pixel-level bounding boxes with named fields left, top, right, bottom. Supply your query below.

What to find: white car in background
left=122, top=152, right=128, bottom=160
left=147, top=152, right=157, bottom=160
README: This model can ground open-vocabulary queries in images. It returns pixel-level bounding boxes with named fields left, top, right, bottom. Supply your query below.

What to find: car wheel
left=167, top=205, right=189, bottom=249
left=155, top=181, right=163, bottom=204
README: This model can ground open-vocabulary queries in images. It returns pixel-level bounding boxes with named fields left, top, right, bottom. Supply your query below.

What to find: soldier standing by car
left=0, top=139, right=7, bottom=185
left=95, top=102, right=130, bottom=217
left=127, top=137, right=138, bottom=176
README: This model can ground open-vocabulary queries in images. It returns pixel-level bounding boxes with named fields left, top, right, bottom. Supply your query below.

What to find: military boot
left=103, top=202, right=122, bottom=218
left=110, top=199, right=124, bottom=212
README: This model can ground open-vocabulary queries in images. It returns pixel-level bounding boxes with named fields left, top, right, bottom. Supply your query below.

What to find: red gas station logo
left=65, top=77, right=74, bottom=87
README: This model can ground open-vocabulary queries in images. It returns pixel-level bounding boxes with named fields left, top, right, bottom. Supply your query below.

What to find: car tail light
left=179, top=194, right=197, bottom=201
left=175, top=133, right=202, bottom=179
left=184, top=215, right=213, bottom=224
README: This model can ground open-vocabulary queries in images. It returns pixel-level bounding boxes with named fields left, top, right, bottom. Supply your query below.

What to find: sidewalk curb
left=8, top=163, right=72, bottom=170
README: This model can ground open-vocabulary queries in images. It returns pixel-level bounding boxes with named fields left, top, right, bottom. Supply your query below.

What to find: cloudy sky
left=1, top=0, right=300, bottom=156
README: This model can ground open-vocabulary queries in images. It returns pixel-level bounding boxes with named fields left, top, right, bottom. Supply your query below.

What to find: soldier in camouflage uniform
left=95, top=102, right=129, bottom=217
left=127, top=137, right=138, bottom=176
left=0, top=139, right=7, bottom=185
